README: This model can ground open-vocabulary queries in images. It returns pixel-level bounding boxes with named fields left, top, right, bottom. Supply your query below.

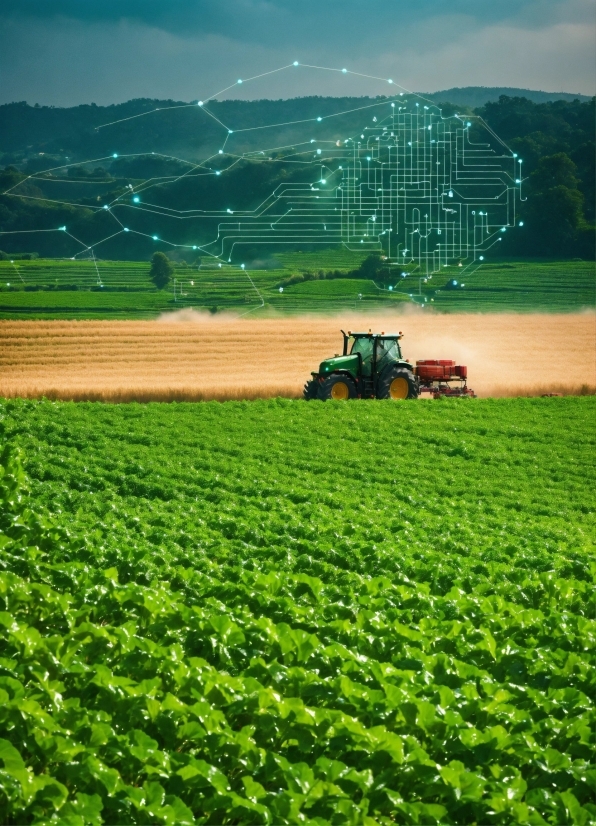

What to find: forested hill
left=424, top=86, right=591, bottom=109
left=0, top=94, right=594, bottom=260
left=0, top=87, right=591, bottom=163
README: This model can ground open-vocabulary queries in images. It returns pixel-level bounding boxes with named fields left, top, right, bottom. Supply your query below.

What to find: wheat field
left=1, top=311, right=594, bottom=401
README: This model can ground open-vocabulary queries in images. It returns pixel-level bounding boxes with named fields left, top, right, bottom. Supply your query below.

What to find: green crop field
left=0, top=397, right=594, bottom=824
left=0, top=256, right=593, bottom=318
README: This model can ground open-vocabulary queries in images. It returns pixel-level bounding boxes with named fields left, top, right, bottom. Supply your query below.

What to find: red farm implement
left=415, top=360, right=476, bottom=399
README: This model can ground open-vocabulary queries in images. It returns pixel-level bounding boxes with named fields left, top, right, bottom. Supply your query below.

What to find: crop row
left=0, top=397, right=594, bottom=824
left=0, top=258, right=593, bottom=317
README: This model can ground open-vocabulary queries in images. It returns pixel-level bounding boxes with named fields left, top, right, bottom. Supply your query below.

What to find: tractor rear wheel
left=303, top=379, right=318, bottom=400
left=318, top=373, right=357, bottom=401
left=377, top=367, right=418, bottom=400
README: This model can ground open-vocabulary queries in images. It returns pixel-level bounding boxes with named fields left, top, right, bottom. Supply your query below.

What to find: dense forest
left=0, top=94, right=593, bottom=260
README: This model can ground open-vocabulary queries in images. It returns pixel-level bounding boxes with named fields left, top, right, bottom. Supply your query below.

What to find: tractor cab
left=304, top=330, right=419, bottom=401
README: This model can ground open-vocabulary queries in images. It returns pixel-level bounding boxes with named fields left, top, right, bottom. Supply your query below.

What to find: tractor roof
left=348, top=331, right=403, bottom=338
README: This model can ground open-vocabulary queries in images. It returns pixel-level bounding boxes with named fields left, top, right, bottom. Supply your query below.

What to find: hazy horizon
left=1, top=1, right=594, bottom=106
left=2, top=85, right=592, bottom=110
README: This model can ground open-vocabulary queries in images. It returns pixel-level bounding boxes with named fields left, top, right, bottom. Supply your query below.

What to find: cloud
left=2, top=0, right=593, bottom=41
left=0, top=0, right=593, bottom=106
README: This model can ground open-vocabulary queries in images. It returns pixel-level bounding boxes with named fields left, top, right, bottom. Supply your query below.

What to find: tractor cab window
left=350, top=337, right=374, bottom=376
left=376, top=338, right=400, bottom=372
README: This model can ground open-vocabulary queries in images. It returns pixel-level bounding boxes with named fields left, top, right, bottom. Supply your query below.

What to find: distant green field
left=0, top=255, right=593, bottom=318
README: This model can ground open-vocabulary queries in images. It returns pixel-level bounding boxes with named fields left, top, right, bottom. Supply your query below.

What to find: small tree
left=150, top=252, right=174, bottom=289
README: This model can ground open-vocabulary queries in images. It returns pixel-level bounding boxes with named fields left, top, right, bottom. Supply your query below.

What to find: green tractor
left=304, top=330, right=419, bottom=401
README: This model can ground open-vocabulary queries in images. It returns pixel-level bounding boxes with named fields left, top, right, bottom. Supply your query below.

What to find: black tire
left=377, top=367, right=418, bottom=400
left=318, top=373, right=357, bottom=401
left=303, top=379, right=318, bottom=400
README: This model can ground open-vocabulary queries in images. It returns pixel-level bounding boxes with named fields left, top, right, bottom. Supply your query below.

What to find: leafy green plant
left=0, top=398, right=594, bottom=824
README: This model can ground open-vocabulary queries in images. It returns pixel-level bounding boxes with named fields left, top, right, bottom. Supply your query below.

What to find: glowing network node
left=7, top=60, right=523, bottom=306
left=198, top=101, right=203, bottom=106
left=59, top=226, right=66, bottom=231
left=519, top=221, right=524, bottom=226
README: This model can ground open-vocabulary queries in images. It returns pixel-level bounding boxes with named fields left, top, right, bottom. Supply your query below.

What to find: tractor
left=304, top=330, right=418, bottom=401
left=304, top=330, right=475, bottom=400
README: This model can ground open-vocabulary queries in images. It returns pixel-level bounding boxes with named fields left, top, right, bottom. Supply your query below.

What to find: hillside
left=424, top=86, right=591, bottom=109
left=0, top=88, right=592, bottom=165
left=0, top=94, right=594, bottom=265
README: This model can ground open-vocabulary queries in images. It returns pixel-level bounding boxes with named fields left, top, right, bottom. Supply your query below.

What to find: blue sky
left=1, top=0, right=594, bottom=105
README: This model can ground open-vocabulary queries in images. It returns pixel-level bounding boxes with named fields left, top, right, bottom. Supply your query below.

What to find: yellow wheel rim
left=389, top=377, right=409, bottom=399
left=331, top=381, right=350, bottom=400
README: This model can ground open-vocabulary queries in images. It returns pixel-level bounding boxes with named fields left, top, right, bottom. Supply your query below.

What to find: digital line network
left=1, top=61, right=524, bottom=312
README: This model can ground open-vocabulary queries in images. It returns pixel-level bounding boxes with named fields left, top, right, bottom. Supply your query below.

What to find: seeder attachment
left=415, top=360, right=477, bottom=399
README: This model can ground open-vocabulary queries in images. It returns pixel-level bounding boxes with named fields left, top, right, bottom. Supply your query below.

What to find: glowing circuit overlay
left=1, top=62, right=524, bottom=311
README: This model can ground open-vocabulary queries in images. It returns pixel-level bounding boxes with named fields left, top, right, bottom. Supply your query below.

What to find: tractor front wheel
left=318, top=374, right=357, bottom=401
left=377, top=367, right=418, bottom=400
left=303, top=379, right=318, bottom=400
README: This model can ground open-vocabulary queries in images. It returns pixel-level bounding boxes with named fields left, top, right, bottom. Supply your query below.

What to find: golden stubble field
left=1, top=311, right=594, bottom=401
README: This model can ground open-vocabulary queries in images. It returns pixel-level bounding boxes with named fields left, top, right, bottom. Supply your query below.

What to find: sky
left=1, top=0, right=594, bottom=106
